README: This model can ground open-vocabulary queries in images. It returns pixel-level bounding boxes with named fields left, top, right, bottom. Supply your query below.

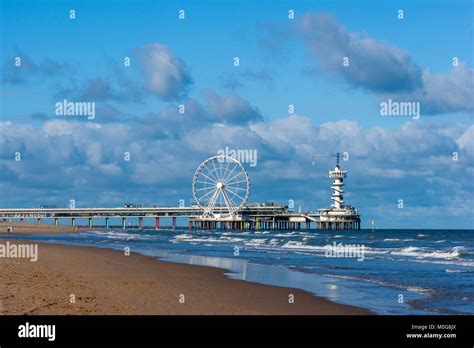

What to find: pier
left=0, top=205, right=359, bottom=230
left=0, top=154, right=361, bottom=230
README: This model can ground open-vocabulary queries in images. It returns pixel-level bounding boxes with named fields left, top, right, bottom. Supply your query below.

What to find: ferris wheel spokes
left=192, top=156, right=250, bottom=220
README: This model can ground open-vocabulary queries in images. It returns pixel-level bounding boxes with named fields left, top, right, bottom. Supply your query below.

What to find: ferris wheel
left=192, top=156, right=250, bottom=219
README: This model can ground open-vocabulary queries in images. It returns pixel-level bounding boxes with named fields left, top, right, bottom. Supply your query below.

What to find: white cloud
left=457, top=125, right=474, bottom=156
left=137, top=43, right=193, bottom=100
left=420, top=63, right=474, bottom=114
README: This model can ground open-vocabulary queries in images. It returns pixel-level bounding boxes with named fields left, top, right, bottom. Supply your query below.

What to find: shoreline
left=0, top=234, right=373, bottom=315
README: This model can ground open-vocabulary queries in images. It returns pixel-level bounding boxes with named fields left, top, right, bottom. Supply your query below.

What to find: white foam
left=322, top=273, right=432, bottom=296
left=359, top=246, right=390, bottom=255
left=82, top=230, right=156, bottom=240
left=414, top=259, right=474, bottom=267
left=245, top=238, right=267, bottom=246
left=281, top=241, right=327, bottom=251
left=382, top=238, right=415, bottom=242
left=445, top=269, right=471, bottom=273
left=219, top=236, right=245, bottom=242
left=391, top=246, right=461, bottom=259
left=172, top=234, right=246, bottom=244
left=173, top=234, right=194, bottom=240
left=406, top=286, right=432, bottom=294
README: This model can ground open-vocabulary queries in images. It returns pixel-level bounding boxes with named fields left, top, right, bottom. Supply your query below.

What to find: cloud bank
left=298, top=13, right=473, bottom=115
left=1, top=110, right=472, bottom=228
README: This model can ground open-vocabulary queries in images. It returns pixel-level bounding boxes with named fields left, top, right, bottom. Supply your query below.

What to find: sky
left=0, top=0, right=473, bottom=228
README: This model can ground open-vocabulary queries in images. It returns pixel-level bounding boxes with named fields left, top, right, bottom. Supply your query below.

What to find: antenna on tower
left=312, top=152, right=342, bottom=166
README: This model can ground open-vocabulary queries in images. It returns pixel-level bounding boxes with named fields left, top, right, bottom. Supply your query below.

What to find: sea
left=4, top=228, right=474, bottom=315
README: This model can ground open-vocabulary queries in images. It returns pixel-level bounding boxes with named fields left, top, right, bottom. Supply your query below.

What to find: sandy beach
left=0, top=233, right=372, bottom=315
left=0, top=221, right=99, bottom=234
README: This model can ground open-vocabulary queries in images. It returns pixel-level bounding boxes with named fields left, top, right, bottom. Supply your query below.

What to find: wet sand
left=0, top=237, right=372, bottom=315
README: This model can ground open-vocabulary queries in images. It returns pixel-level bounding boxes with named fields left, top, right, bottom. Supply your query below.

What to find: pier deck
left=0, top=205, right=360, bottom=230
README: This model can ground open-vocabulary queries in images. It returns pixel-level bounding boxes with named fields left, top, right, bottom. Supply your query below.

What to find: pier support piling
left=155, top=217, right=160, bottom=229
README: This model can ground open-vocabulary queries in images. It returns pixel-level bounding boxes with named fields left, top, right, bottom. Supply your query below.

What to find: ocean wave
left=81, top=230, right=157, bottom=240
left=445, top=269, right=473, bottom=273
left=222, top=231, right=261, bottom=238
left=273, top=232, right=306, bottom=237
left=357, top=246, right=389, bottom=255
left=322, top=273, right=433, bottom=296
left=406, top=286, right=432, bottom=294
left=173, top=234, right=194, bottom=239
left=281, top=241, right=327, bottom=251
left=391, top=246, right=462, bottom=259
left=219, top=236, right=245, bottom=242
left=383, top=238, right=416, bottom=242
left=279, top=242, right=391, bottom=256
left=171, top=234, right=245, bottom=244
left=244, top=238, right=267, bottom=246
left=414, top=259, right=474, bottom=267
left=273, top=234, right=293, bottom=238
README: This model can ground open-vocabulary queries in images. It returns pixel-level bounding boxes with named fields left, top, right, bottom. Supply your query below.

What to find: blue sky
left=0, top=0, right=473, bottom=228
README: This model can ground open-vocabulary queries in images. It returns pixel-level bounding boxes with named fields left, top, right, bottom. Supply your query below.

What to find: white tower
left=329, top=163, right=347, bottom=209
left=313, top=152, right=360, bottom=230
